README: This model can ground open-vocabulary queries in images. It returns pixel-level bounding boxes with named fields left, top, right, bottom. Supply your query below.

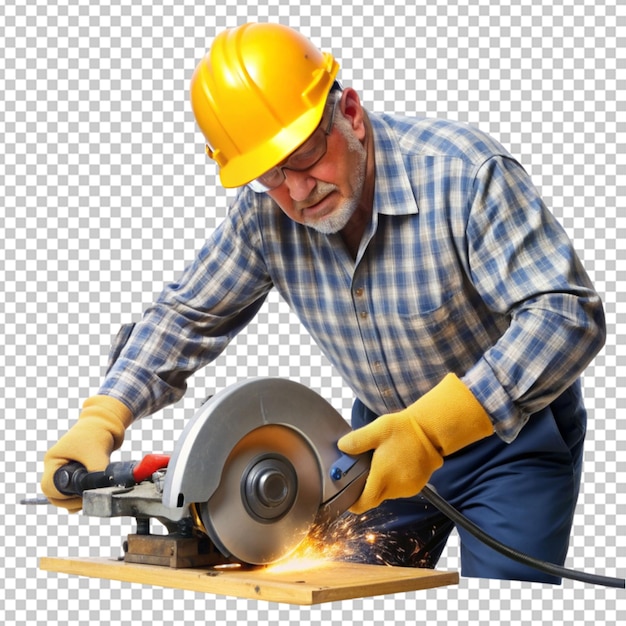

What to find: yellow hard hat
left=191, top=23, right=340, bottom=188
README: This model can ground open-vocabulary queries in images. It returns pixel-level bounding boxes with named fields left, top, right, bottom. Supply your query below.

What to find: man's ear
left=339, top=88, right=366, bottom=140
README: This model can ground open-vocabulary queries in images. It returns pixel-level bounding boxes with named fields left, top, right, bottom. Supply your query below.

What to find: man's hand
left=338, top=374, right=494, bottom=514
left=41, top=395, right=133, bottom=512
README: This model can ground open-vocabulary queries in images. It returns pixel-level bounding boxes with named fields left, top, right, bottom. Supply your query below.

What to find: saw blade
left=198, top=424, right=323, bottom=565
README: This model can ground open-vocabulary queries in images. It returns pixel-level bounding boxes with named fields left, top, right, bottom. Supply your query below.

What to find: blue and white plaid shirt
left=101, top=112, right=605, bottom=442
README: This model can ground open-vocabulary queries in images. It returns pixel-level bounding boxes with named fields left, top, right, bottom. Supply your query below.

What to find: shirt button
left=355, top=287, right=364, bottom=297
left=360, top=311, right=368, bottom=319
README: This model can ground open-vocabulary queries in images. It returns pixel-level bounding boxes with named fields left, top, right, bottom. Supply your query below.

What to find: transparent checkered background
left=1, top=0, right=624, bottom=624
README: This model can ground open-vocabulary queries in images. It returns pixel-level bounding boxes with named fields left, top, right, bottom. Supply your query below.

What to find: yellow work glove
left=41, top=395, right=133, bottom=512
left=338, top=374, right=494, bottom=514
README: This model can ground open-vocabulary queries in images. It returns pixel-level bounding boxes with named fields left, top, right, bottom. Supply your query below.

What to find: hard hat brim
left=217, top=104, right=328, bottom=188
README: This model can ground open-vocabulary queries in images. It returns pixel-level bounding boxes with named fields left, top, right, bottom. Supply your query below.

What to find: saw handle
left=53, top=462, right=113, bottom=496
left=53, top=454, right=171, bottom=496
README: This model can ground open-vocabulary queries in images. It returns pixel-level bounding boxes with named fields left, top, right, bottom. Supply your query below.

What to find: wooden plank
left=40, top=556, right=459, bottom=605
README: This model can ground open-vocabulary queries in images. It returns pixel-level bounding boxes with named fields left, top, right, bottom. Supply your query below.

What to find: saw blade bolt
left=242, top=455, right=298, bottom=523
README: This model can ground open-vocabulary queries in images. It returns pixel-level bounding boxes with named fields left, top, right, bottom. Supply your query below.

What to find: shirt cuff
left=462, top=357, right=530, bottom=443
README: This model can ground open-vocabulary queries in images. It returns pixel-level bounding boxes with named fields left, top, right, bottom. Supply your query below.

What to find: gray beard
left=306, top=199, right=358, bottom=234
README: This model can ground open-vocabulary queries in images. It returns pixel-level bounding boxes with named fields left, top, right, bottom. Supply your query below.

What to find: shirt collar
left=369, top=112, right=420, bottom=217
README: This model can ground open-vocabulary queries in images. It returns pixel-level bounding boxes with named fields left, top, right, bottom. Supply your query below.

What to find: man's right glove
left=41, top=395, right=133, bottom=512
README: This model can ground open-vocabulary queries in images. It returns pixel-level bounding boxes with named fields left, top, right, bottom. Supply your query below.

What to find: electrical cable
left=421, top=484, right=625, bottom=589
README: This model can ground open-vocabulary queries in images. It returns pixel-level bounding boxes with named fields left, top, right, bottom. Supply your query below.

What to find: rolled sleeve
left=462, top=156, right=605, bottom=439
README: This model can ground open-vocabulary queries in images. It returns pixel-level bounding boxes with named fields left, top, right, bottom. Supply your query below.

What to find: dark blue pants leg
left=347, top=382, right=586, bottom=583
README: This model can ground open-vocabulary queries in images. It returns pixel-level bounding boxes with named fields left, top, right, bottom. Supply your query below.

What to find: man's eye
left=289, top=143, right=322, bottom=167
left=291, top=150, right=317, bottom=164
left=258, top=169, right=283, bottom=185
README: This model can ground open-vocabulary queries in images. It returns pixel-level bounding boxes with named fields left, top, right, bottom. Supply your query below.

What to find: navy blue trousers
left=346, top=381, right=586, bottom=583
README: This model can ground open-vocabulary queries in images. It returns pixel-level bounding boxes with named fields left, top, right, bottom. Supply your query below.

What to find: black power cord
left=421, top=485, right=625, bottom=589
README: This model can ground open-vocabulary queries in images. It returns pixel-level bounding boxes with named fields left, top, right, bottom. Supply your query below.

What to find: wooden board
left=40, top=556, right=458, bottom=605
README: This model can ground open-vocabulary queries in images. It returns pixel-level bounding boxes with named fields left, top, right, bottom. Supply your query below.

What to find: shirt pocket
left=391, top=287, right=506, bottom=376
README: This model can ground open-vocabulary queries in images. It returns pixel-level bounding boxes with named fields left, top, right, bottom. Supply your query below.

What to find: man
left=42, top=22, right=605, bottom=582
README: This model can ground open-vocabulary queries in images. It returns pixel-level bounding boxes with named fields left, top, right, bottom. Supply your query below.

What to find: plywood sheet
left=40, top=556, right=458, bottom=605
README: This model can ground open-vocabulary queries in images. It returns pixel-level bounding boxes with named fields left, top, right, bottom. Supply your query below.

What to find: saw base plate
left=40, top=556, right=459, bottom=605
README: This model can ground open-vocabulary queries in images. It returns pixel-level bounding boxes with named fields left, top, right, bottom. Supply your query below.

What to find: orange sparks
left=264, top=512, right=391, bottom=573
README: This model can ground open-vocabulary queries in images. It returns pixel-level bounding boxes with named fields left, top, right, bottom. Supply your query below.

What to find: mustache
left=294, top=182, right=338, bottom=211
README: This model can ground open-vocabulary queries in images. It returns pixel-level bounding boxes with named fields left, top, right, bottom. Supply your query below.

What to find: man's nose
left=283, top=169, right=317, bottom=202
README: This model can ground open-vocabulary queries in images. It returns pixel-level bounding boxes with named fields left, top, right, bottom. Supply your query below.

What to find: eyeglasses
left=247, top=99, right=339, bottom=193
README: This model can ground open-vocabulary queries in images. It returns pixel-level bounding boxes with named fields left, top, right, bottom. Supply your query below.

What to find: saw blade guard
left=161, top=378, right=370, bottom=564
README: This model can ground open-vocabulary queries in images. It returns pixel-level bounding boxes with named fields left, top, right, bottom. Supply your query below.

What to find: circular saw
left=161, top=378, right=370, bottom=565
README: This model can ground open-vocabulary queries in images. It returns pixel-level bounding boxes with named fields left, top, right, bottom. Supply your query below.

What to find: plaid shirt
left=101, top=112, right=605, bottom=442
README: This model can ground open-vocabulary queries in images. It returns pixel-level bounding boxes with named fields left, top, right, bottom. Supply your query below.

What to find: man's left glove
left=338, top=373, right=494, bottom=514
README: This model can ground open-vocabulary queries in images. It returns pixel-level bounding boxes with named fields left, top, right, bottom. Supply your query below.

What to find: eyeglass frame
left=247, top=97, right=339, bottom=193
